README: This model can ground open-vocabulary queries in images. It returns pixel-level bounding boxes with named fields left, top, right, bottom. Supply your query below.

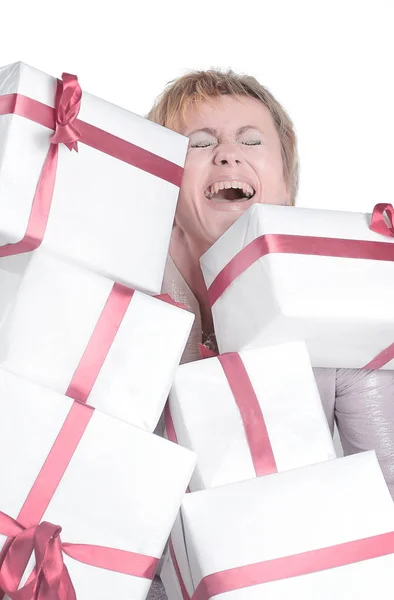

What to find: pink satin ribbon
left=208, top=203, right=394, bottom=369
left=198, top=344, right=218, bottom=359
left=176, top=347, right=276, bottom=476
left=370, top=203, right=394, bottom=236
left=0, top=401, right=158, bottom=600
left=0, top=514, right=158, bottom=600
left=191, top=531, right=394, bottom=600
left=218, top=353, right=277, bottom=476
left=208, top=203, right=394, bottom=307
left=0, top=76, right=81, bottom=258
left=0, top=74, right=183, bottom=258
left=65, top=283, right=134, bottom=403
left=363, top=342, right=394, bottom=370
left=165, top=352, right=277, bottom=599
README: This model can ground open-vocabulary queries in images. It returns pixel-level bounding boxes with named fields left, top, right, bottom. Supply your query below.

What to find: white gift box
left=161, top=513, right=194, bottom=600
left=181, top=452, right=394, bottom=599
left=0, top=369, right=196, bottom=600
left=169, top=341, right=335, bottom=491
left=200, top=204, right=394, bottom=369
left=0, top=250, right=194, bottom=431
left=0, top=61, right=188, bottom=293
left=0, top=254, right=26, bottom=327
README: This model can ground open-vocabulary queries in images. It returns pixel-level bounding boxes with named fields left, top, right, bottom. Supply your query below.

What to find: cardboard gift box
left=181, top=452, right=394, bottom=599
left=0, top=369, right=196, bottom=600
left=0, top=250, right=194, bottom=431
left=0, top=61, right=188, bottom=294
left=200, top=203, right=394, bottom=369
left=168, top=341, right=335, bottom=491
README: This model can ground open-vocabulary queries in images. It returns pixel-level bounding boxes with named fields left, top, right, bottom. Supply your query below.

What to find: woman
left=147, top=69, right=394, bottom=599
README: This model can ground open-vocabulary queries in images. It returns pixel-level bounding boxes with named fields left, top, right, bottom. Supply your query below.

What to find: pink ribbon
left=50, top=74, right=82, bottom=151
left=208, top=203, right=394, bottom=369
left=0, top=516, right=76, bottom=600
left=0, top=74, right=81, bottom=258
left=164, top=351, right=277, bottom=599
left=370, top=203, right=394, bottom=236
left=65, top=283, right=134, bottom=403
left=0, top=399, right=158, bottom=600
left=191, top=531, right=394, bottom=600
left=169, top=352, right=277, bottom=476
left=198, top=344, right=218, bottom=359
left=0, top=513, right=159, bottom=600
left=208, top=203, right=394, bottom=307
left=0, top=75, right=183, bottom=258
left=218, top=353, right=277, bottom=476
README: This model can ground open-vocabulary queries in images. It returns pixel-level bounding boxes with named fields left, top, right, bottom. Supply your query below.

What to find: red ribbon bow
left=370, top=203, right=394, bottom=237
left=50, top=73, right=82, bottom=152
left=0, top=513, right=75, bottom=600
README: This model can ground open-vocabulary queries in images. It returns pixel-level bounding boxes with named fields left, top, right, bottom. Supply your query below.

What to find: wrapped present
left=181, top=452, right=394, bottom=599
left=161, top=513, right=194, bottom=600
left=0, top=369, right=196, bottom=600
left=0, top=61, right=188, bottom=293
left=0, top=254, right=26, bottom=327
left=0, top=250, right=194, bottom=431
left=168, top=342, right=335, bottom=491
left=200, top=203, right=394, bottom=369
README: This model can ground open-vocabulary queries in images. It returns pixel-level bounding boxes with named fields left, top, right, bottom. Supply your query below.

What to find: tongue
left=212, top=188, right=243, bottom=201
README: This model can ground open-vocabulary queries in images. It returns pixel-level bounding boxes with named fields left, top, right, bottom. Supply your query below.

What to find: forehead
left=181, top=95, right=278, bottom=137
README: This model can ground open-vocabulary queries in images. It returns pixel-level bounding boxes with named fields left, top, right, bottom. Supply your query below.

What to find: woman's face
left=176, top=94, right=290, bottom=253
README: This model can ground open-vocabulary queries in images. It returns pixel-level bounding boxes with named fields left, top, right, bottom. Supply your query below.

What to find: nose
left=213, top=142, right=243, bottom=167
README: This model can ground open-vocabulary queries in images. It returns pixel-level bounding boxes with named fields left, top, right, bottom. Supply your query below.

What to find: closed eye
left=241, top=140, right=262, bottom=146
left=190, top=140, right=216, bottom=148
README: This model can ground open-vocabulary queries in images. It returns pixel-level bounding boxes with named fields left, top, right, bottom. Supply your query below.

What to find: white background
left=1, top=0, right=393, bottom=213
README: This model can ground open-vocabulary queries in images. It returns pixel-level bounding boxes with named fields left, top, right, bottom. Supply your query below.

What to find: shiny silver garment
left=315, top=367, right=394, bottom=497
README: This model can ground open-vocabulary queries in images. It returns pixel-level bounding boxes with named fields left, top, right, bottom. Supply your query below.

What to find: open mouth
left=204, top=181, right=256, bottom=203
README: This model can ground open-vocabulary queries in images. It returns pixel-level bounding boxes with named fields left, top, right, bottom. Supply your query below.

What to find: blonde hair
left=148, top=69, right=299, bottom=204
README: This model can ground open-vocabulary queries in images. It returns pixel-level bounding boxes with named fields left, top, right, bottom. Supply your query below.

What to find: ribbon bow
left=50, top=73, right=82, bottom=152
left=0, top=512, right=75, bottom=600
left=370, top=203, right=394, bottom=237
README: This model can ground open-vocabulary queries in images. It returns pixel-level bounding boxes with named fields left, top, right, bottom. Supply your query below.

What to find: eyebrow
left=187, top=125, right=263, bottom=137
left=187, top=127, right=218, bottom=137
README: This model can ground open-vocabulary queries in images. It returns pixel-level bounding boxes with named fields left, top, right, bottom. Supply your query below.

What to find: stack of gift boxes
left=2, top=60, right=394, bottom=600
left=162, top=204, right=394, bottom=598
left=0, top=61, right=197, bottom=599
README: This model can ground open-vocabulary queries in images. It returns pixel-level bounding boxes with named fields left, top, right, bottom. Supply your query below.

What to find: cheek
left=183, top=153, right=206, bottom=186
left=178, top=156, right=207, bottom=207
left=254, top=154, right=289, bottom=202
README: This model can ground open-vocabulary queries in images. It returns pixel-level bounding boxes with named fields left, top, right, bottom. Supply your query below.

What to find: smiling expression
left=175, top=94, right=291, bottom=253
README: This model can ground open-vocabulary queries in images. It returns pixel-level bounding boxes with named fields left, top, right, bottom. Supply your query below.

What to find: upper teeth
left=205, top=181, right=255, bottom=199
